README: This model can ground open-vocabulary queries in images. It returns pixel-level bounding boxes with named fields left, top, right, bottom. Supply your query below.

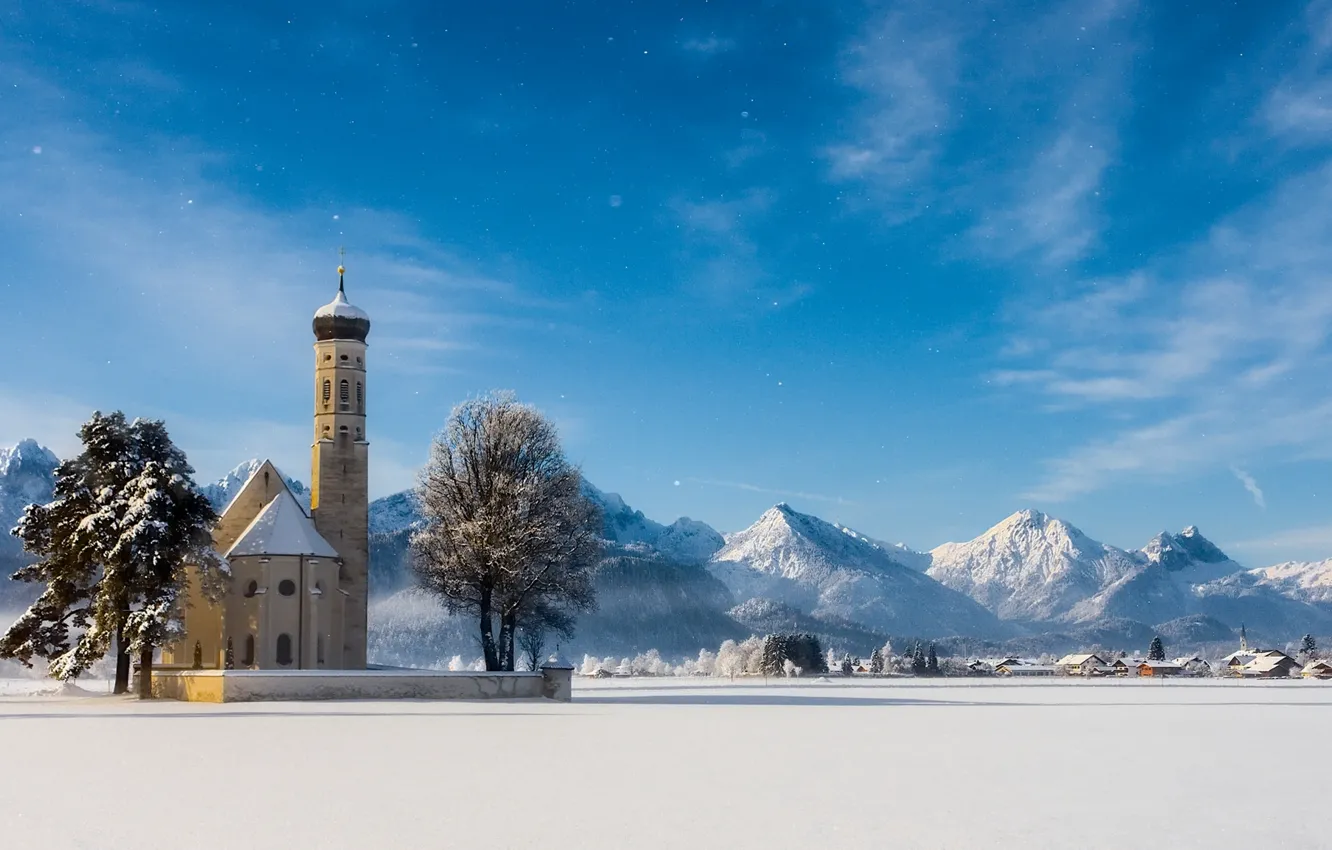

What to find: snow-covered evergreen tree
left=0, top=413, right=221, bottom=697
left=911, top=642, right=927, bottom=676
left=1300, top=634, right=1318, bottom=660
left=869, top=647, right=884, bottom=675
left=840, top=653, right=853, bottom=676
left=1148, top=636, right=1165, bottom=661
left=926, top=643, right=939, bottom=676
left=760, top=634, right=787, bottom=677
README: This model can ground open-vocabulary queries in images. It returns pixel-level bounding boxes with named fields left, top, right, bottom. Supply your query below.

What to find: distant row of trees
left=1, top=393, right=607, bottom=695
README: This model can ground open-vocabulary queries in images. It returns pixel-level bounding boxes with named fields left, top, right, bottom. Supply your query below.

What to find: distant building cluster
left=975, top=632, right=1330, bottom=681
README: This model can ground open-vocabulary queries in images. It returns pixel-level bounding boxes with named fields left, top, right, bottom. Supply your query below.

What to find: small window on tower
left=279, top=579, right=296, bottom=596
left=322, top=380, right=331, bottom=406
left=339, top=379, right=350, bottom=410
left=340, top=354, right=348, bottom=361
left=276, top=634, right=293, bottom=666
left=242, top=635, right=255, bottom=666
left=243, top=580, right=258, bottom=598
left=356, top=382, right=363, bottom=412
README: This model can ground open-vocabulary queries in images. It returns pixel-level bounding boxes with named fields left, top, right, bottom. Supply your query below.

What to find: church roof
left=314, top=288, right=369, bottom=322
left=313, top=270, right=371, bottom=342
left=225, top=489, right=340, bottom=559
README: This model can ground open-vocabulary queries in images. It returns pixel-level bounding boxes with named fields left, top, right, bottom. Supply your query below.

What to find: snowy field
left=1, top=677, right=1328, bottom=850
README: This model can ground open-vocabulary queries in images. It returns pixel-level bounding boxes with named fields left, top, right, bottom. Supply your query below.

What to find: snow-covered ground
left=0, top=677, right=1328, bottom=849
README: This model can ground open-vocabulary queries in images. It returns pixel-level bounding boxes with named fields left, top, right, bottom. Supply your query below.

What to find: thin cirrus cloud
left=1230, top=467, right=1267, bottom=509
left=1007, top=159, right=1332, bottom=502
left=686, top=477, right=857, bottom=507
left=824, top=0, right=1136, bottom=263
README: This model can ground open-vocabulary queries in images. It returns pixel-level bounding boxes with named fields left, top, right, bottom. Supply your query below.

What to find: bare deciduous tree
left=411, top=393, right=602, bottom=671
left=517, top=623, right=547, bottom=672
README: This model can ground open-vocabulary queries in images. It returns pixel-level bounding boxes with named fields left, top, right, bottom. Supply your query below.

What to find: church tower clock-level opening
left=311, top=262, right=371, bottom=669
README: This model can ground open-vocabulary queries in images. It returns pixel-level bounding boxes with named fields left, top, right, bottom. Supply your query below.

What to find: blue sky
left=4, top=0, right=1332, bottom=563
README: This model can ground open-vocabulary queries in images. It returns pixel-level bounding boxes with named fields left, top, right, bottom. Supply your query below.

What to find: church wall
left=162, top=565, right=223, bottom=667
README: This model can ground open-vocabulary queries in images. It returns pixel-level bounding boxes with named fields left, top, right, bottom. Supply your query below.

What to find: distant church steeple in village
left=311, top=253, right=372, bottom=668
left=1239, top=623, right=1248, bottom=653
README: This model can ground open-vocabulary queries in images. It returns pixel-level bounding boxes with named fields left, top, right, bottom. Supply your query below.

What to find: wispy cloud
left=964, top=0, right=1137, bottom=265
left=1262, top=0, right=1332, bottom=145
left=669, top=189, right=808, bottom=308
left=681, top=36, right=736, bottom=55
left=1230, top=522, right=1332, bottom=559
left=686, top=477, right=856, bottom=506
left=821, top=3, right=959, bottom=217
left=1230, top=467, right=1267, bottom=509
left=1009, top=157, right=1332, bottom=501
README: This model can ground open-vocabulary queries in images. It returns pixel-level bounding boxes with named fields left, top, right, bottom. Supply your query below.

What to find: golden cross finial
left=337, top=246, right=346, bottom=292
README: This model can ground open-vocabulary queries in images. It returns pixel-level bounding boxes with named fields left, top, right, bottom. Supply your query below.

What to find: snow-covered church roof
left=313, top=273, right=371, bottom=343
left=313, top=288, right=369, bottom=322
left=226, top=488, right=340, bottom=559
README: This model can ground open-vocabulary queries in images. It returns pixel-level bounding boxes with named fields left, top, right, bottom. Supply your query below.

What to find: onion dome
left=313, top=265, right=371, bottom=342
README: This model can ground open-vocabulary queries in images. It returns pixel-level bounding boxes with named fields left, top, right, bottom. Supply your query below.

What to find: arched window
left=276, top=634, right=293, bottom=666
left=242, top=635, right=255, bottom=666
left=278, top=579, right=296, bottom=596
left=322, top=379, right=331, bottom=406
left=243, top=580, right=258, bottom=598
left=339, top=379, right=350, bottom=410
left=356, top=382, right=363, bottom=412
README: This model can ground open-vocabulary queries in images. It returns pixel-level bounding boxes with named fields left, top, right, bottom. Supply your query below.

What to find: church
left=164, top=264, right=371, bottom=671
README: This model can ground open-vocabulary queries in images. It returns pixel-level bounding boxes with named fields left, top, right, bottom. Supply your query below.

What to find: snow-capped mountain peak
left=926, top=509, right=1140, bottom=622
left=0, top=439, right=61, bottom=549
left=0, top=439, right=59, bottom=477
left=710, top=503, right=1006, bottom=638
left=199, top=459, right=308, bottom=513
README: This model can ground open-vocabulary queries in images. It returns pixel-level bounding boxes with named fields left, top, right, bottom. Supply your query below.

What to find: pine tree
left=911, top=642, right=927, bottom=676
left=869, top=647, right=884, bottom=675
left=840, top=653, right=854, bottom=676
left=926, top=643, right=939, bottom=676
left=801, top=634, right=828, bottom=674
left=1148, top=636, right=1165, bottom=661
left=760, top=634, right=787, bottom=677
left=1301, top=634, right=1318, bottom=660
left=2, top=412, right=134, bottom=689
left=0, top=413, right=222, bottom=697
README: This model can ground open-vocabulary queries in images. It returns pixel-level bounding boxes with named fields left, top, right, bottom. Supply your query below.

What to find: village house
left=1300, top=660, right=1332, bottom=680
left=1172, top=656, right=1211, bottom=676
left=1110, top=658, right=1146, bottom=677
left=1236, top=651, right=1302, bottom=679
left=1056, top=653, right=1110, bottom=676
left=1137, top=660, right=1183, bottom=677
left=996, top=663, right=1058, bottom=677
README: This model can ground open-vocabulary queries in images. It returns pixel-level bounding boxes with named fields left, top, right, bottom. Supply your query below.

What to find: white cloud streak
left=1230, top=467, right=1267, bottom=509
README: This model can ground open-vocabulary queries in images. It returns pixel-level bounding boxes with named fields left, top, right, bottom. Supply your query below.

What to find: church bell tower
left=311, top=260, right=371, bottom=668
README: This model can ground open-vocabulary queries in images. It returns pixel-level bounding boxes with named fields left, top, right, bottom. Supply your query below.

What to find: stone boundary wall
left=149, top=666, right=573, bottom=703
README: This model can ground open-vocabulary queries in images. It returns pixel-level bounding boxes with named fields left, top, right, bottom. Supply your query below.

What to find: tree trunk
left=113, top=622, right=131, bottom=695
left=478, top=585, right=500, bottom=671
left=497, top=609, right=517, bottom=672
left=137, top=647, right=153, bottom=700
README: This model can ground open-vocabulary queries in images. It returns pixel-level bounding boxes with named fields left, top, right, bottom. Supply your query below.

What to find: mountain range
left=3, top=441, right=1331, bottom=661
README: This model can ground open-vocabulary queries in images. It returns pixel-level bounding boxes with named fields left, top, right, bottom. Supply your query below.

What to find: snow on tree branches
left=0, top=412, right=223, bottom=696
left=410, top=393, right=603, bottom=671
